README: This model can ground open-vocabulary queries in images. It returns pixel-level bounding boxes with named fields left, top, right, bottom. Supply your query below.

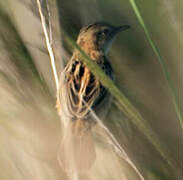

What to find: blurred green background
left=0, top=0, right=183, bottom=179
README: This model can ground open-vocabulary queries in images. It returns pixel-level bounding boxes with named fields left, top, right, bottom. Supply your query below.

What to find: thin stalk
left=36, top=0, right=59, bottom=91
left=129, top=0, right=183, bottom=129
left=88, top=105, right=145, bottom=180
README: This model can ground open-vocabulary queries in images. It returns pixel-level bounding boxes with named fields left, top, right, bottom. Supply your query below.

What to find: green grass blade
left=128, top=0, right=183, bottom=129
left=63, top=31, right=179, bottom=170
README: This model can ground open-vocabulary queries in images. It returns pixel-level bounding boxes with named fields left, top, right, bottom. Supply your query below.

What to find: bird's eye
left=103, top=29, right=109, bottom=35
left=97, top=31, right=102, bottom=36
left=97, top=29, right=108, bottom=37
left=96, top=29, right=108, bottom=42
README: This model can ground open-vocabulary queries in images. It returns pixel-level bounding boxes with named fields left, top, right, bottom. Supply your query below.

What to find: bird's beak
left=110, top=25, right=130, bottom=38
left=113, top=25, right=130, bottom=35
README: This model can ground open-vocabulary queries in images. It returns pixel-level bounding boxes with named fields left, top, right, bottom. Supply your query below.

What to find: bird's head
left=77, top=22, right=130, bottom=55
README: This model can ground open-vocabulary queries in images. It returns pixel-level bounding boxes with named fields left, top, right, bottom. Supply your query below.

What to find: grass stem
left=129, top=0, right=183, bottom=130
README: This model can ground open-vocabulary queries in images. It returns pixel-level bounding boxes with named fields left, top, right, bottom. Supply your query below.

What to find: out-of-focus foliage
left=0, top=0, right=183, bottom=179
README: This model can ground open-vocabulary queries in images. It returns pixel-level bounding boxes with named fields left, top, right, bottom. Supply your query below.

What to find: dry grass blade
left=36, top=1, right=80, bottom=179
left=88, top=106, right=145, bottom=180
left=36, top=0, right=59, bottom=91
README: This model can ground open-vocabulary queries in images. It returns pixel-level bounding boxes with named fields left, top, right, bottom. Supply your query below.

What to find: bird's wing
left=64, top=58, right=102, bottom=119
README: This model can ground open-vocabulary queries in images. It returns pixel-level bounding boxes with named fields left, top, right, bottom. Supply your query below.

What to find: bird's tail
left=58, top=119, right=96, bottom=173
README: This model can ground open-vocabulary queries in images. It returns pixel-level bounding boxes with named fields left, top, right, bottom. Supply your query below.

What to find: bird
left=57, top=22, right=130, bottom=173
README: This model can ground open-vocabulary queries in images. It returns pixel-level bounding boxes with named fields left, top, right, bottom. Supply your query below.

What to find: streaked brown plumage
left=57, top=22, right=130, bottom=172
